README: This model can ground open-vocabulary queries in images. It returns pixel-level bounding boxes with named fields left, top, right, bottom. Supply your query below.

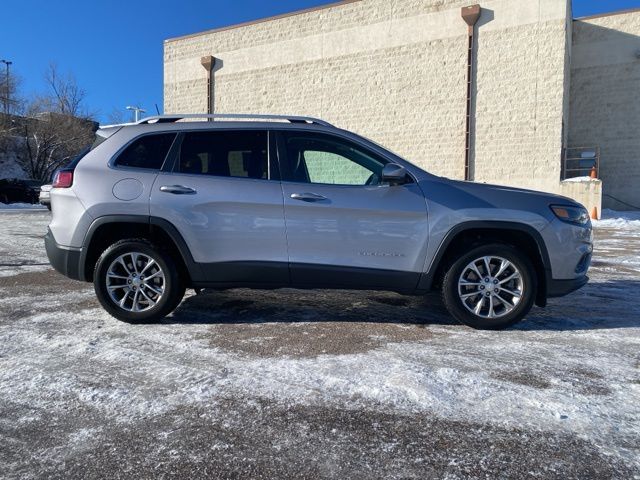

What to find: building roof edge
left=164, top=0, right=361, bottom=44
left=574, top=7, right=640, bottom=22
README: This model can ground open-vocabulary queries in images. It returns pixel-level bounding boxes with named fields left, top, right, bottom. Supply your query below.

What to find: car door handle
left=160, top=185, right=197, bottom=195
left=290, top=192, right=327, bottom=202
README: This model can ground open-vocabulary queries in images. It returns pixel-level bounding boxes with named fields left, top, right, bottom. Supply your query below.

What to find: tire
left=94, top=239, right=185, bottom=323
left=441, top=243, right=536, bottom=330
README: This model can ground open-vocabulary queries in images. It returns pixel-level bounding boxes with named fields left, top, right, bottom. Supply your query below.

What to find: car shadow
left=514, top=279, right=640, bottom=331
left=165, top=289, right=458, bottom=327
left=163, top=279, right=640, bottom=331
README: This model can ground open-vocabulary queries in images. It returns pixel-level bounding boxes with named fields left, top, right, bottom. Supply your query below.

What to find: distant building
left=163, top=0, right=640, bottom=213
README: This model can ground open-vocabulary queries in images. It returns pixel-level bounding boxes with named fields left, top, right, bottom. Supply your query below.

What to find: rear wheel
left=441, top=244, right=536, bottom=329
left=94, top=239, right=185, bottom=323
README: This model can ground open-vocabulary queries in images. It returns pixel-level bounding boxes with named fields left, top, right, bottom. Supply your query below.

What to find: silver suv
left=45, top=114, right=593, bottom=329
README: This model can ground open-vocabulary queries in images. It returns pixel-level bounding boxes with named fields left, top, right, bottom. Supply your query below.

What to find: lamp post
left=126, top=105, right=146, bottom=122
left=0, top=59, right=12, bottom=116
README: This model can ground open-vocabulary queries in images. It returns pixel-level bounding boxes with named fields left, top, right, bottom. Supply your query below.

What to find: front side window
left=280, top=131, right=387, bottom=186
left=115, top=133, right=176, bottom=170
left=177, top=130, right=269, bottom=179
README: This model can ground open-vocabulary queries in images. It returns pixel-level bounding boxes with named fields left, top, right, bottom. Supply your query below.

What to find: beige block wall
left=569, top=10, right=640, bottom=209
left=559, top=178, right=602, bottom=218
left=165, top=0, right=570, bottom=192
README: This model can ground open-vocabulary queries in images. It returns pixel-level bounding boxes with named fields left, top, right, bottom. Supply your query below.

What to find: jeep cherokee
left=44, top=114, right=592, bottom=329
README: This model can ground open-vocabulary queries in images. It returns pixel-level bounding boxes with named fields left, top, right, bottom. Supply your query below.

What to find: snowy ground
left=0, top=211, right=638, bottom=479
left=0, top=202, right=47, bottom=211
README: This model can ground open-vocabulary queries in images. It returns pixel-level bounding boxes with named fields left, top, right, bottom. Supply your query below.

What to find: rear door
left=277, top=130, right=429, bottom=290
left=150, top=128, right=289, bottom=285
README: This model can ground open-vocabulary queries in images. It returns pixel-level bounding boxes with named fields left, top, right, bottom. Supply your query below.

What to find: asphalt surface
left=0, top=210, right=638, bottom=479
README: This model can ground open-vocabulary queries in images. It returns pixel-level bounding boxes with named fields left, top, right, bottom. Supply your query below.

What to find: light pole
left=126, top=105, right=146, bottom=122
left=0, top=59, right=12, bottom=116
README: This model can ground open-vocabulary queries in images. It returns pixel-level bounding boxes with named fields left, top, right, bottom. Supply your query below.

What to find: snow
left=593, top=209, right=640, bottom=229
left=0, top=138, right=28, bottom=180
left=0, top=210, right=51, bottom=277
left=0, top=210, right=638, bottom=475
left=561, top=176, right=596, bottom=182
left=0, top=202, right=47, bottom=210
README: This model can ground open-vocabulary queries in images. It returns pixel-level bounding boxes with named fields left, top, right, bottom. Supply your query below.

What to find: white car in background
left=39, top=184, right=53, bottom=210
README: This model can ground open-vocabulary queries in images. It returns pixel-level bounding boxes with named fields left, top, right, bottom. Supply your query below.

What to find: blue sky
left=1, top=0, right=639, bottom=123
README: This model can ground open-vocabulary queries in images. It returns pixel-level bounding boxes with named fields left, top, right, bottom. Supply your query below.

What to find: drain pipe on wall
left=201, top=55, right=216, bottom=119
left=461, top=4, right=481, bottom=181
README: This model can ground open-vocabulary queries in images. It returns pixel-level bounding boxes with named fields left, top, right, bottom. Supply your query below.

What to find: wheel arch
left=80, top=215, right=202, bottom=285
left=420, top=221, right=551, bottom=307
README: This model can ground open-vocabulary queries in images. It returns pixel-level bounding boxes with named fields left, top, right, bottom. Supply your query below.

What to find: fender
left=79, top=215, right=204, bottom=282
left=417, top=220, right=552, bottom=305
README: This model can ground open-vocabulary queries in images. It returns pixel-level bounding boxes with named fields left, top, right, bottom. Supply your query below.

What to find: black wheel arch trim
left=79, top=215, right=204, bottom=282
left=418, top=221, right=553, bottom=305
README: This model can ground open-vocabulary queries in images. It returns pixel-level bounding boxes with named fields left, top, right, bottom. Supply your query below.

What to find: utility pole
left=126, top=105, right=146, bottom=122
left=1, top=59, right=12, bottom=116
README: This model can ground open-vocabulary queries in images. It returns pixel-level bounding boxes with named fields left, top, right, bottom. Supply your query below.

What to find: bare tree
left=0, top=69, right=23, bottom=118
left=0, top=63, right=97, bottom=181
left=107, top=107, right=128, bottom=125
left=18, top=64, right=97, bottom=181
left=21, top=113, right=96, bottom=181
left=43, top=63, right=93, bottom=118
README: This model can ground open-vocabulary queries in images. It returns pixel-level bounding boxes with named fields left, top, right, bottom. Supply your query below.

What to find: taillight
left=53, top=170, right=73, bottom=188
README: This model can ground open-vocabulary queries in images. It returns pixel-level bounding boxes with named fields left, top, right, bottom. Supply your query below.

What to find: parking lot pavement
left=0, top=211, right=638, bottom=479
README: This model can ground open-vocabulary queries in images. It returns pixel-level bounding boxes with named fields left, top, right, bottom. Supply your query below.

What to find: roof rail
left=135, top=113, right=334, bottom=128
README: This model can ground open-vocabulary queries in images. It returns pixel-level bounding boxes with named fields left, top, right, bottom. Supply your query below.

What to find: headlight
left=550, top=205, right=590, bottom=225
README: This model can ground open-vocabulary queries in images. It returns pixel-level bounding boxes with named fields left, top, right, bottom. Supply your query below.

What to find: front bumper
left=547, top=275, right=589, bottom=298
left=44, top=228, right=83, bottom=281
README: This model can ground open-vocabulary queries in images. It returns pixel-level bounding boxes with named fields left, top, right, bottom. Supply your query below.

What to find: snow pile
left=561, top=176, right=595, bottom=183
left=593, top=209, right=640, bottom=229
left=0, top=136, right=28, bottom=179
left=0, top=202, right=46, bottom=210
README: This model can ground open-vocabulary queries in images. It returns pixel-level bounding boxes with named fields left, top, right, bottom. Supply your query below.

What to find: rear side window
left=115, top=133, right=176, bottom=170
left=177, top=130, right=269, bottom=180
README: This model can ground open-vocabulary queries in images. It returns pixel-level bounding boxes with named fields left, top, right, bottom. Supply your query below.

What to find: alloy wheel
left=457, top=255, right=523, bottom=319
left=106, top=252, right=165, bottom=312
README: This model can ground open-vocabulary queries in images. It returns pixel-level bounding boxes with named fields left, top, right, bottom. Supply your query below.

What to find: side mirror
left=381, top=163, right=408, bottom=185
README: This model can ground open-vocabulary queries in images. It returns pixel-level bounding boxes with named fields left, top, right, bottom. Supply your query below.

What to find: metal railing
left=135, top=113, right=335, bottom=128
left=562, top=146, right=600, bottom=180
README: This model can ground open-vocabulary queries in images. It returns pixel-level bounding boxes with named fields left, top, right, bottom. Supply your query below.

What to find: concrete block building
left=163, top=0, right=640, bottom=213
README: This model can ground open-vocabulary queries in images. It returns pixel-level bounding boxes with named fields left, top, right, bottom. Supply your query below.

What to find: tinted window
left=280, top=132, right=386, bottom=186
left=66, top=146, right=90, bottom=169
left=177, top=130, right=269, bottom=179
left=115, top=133, right=176, bottom=170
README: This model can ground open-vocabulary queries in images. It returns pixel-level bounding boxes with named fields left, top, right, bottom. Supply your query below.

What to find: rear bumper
left=44, top=228, right=83, bottom=281
left=547, top=275, right=588, bottom=298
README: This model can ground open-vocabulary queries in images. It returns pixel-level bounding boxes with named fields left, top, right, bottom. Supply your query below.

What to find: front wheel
left=94, top=239, right=185, bottom=323
left=441, top=244, right=536, bottom=330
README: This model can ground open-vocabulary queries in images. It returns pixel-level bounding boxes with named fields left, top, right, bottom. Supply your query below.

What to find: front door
left=276, top=130, right=429, bottom=291
left=150, top=128, right=289, bottom=285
